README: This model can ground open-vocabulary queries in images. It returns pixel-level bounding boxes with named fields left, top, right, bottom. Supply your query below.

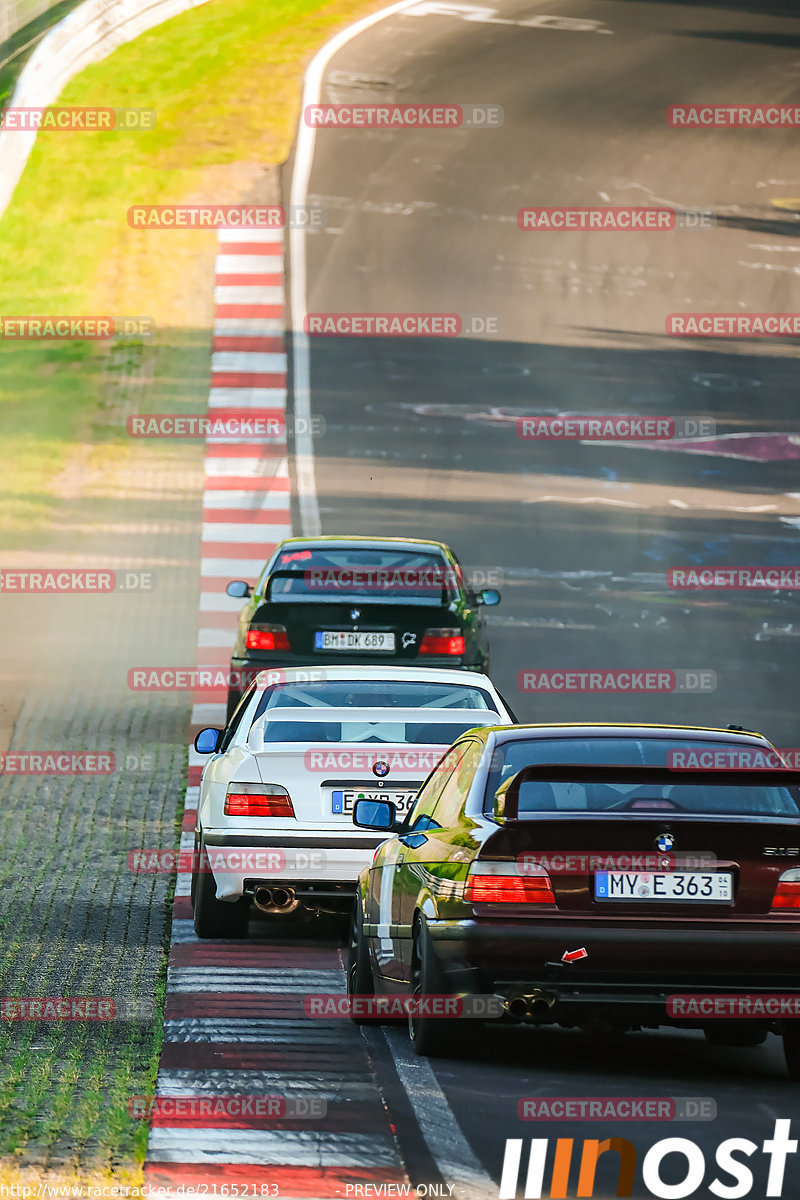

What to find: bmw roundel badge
left=350, top=608, right=361, bottom=621
left=656, top=833, right=675, bottom=852
left=373, top=761, right=390, bottom=778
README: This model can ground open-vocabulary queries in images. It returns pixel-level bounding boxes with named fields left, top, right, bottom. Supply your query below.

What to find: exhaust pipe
left=252, top=885, right=300, bottom=915
left=503, top=988, right=558, bottom=1020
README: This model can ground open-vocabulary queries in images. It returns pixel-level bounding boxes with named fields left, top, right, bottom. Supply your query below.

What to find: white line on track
left=288, top=0, right=422, bottom=537
left=383, top=1028, right=497, bottom=1197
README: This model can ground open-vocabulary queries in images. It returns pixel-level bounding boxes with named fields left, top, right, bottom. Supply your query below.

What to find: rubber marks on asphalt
left=144, top=927, right=408, bottom=1196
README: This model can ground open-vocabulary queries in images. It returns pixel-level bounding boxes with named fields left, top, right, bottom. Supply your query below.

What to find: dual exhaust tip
left=253, top=885, right=300, bottom=915
left=504, top=989, right=557, bottom=1020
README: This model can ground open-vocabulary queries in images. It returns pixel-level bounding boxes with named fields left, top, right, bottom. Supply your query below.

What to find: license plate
left=330, top=789, right=417, bottom=815
left=315, top=631, right=396, bottom=652
left=595, top=871, right=733, bottom=902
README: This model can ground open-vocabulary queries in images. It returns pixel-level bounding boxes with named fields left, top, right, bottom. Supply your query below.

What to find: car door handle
left=395, top=854, right=404, bottom=871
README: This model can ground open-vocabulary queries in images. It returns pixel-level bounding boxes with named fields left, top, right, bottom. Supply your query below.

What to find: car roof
left=466, top=722, right=771, bottom=746
left=272, top=535, right=450, bottom=555
left=253, top=665, right=496, bottom=686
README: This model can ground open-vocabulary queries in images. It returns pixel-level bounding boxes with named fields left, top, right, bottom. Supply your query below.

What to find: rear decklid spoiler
left=495, top=764, right=800, bottom=821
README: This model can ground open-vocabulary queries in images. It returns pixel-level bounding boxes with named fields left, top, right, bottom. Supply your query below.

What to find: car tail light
left=772, top=868, right=800, bottom=910
left=246, top=623, right=290, bottom=651
left=225, top=783, right=294, bottom=818
left=465, top=861, right=555, bottom=906
left=419, top=627, right=466, bottom=656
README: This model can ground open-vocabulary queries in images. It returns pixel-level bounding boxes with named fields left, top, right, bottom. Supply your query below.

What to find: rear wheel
left=192, top=839, right=250, bottom=939
left=704, top=1023, right=767, bottom=1048
left=408, top=919, right=465, bottom=1057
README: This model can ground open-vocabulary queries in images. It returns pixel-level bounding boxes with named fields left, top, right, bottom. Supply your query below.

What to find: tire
left=192, top=840, right=250, bottom=939
left=408, top=919, right=464, bottom=1057
left=346, top=903, right=380, bottom=1025
left=784, top=1025, right=800, bottom=1079
left=704, top=1023, right=767, bottom=1048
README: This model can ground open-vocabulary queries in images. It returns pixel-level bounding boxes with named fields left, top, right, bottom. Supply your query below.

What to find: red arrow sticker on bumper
left=562, top=947, right=588, bottom=963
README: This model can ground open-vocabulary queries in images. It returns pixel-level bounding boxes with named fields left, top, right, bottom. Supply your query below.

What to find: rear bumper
left=203, top=829, right=384, bottom=900
left=422, top=917, right=800, bottom=1020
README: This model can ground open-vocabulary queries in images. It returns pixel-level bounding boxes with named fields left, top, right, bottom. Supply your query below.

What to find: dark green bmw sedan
left=223, top=535, right=501, bottom=717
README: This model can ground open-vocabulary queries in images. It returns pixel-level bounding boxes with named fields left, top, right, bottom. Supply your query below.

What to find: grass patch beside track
left=0, top=0, right=385, bottom=543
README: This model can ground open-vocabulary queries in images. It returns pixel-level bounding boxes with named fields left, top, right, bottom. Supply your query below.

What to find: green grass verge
left=0, top=0, right=383, bottom=543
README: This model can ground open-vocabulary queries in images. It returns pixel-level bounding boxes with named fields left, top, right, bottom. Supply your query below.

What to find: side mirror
left=478, top=588, right=501, bottom=607
left=226, top=580, right=252, bottom=599
left=353, top=798, right=398, bottom=831
left=194, top=727, right=222, bottom=754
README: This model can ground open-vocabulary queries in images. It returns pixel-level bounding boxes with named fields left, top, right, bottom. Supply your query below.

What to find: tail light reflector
left=772, top=869, right=800, bottom=910
left=465, top=861, right=555, bottom=906
left=225, top=783, right=294, bottom=818
left=246, top=623, right=290, bottom=651
left=419, top=628, right=465, bottom=656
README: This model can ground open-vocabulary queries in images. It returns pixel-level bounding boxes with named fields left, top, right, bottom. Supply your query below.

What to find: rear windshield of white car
left=262, top=547, right=456, bottom=602
left=252, top=680, right=497, bottom=722
left=485, top=737, right=800, bottom=818
left=258, top=718, right=492, bottom=744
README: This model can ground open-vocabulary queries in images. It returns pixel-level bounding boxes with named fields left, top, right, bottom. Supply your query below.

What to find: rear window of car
left=485, top=737, right=800, bottom=818
left=262, top=547, right=455, bottom=602
left=252, top=680, right=497, bottom=722
left=257, top=717, right=494, bottom=745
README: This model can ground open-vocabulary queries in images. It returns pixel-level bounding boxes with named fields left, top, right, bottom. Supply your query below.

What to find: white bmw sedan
left=191, top=665, right=515, bottom=937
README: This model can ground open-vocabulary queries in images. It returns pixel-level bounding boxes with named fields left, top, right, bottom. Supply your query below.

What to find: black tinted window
left=486, top=737, right=800, bottom=818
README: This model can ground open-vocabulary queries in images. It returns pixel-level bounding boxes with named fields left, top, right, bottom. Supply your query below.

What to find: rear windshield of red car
left=264, top=548, right=457, bottom=602
left=484, top=737, right=800, bottom=818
